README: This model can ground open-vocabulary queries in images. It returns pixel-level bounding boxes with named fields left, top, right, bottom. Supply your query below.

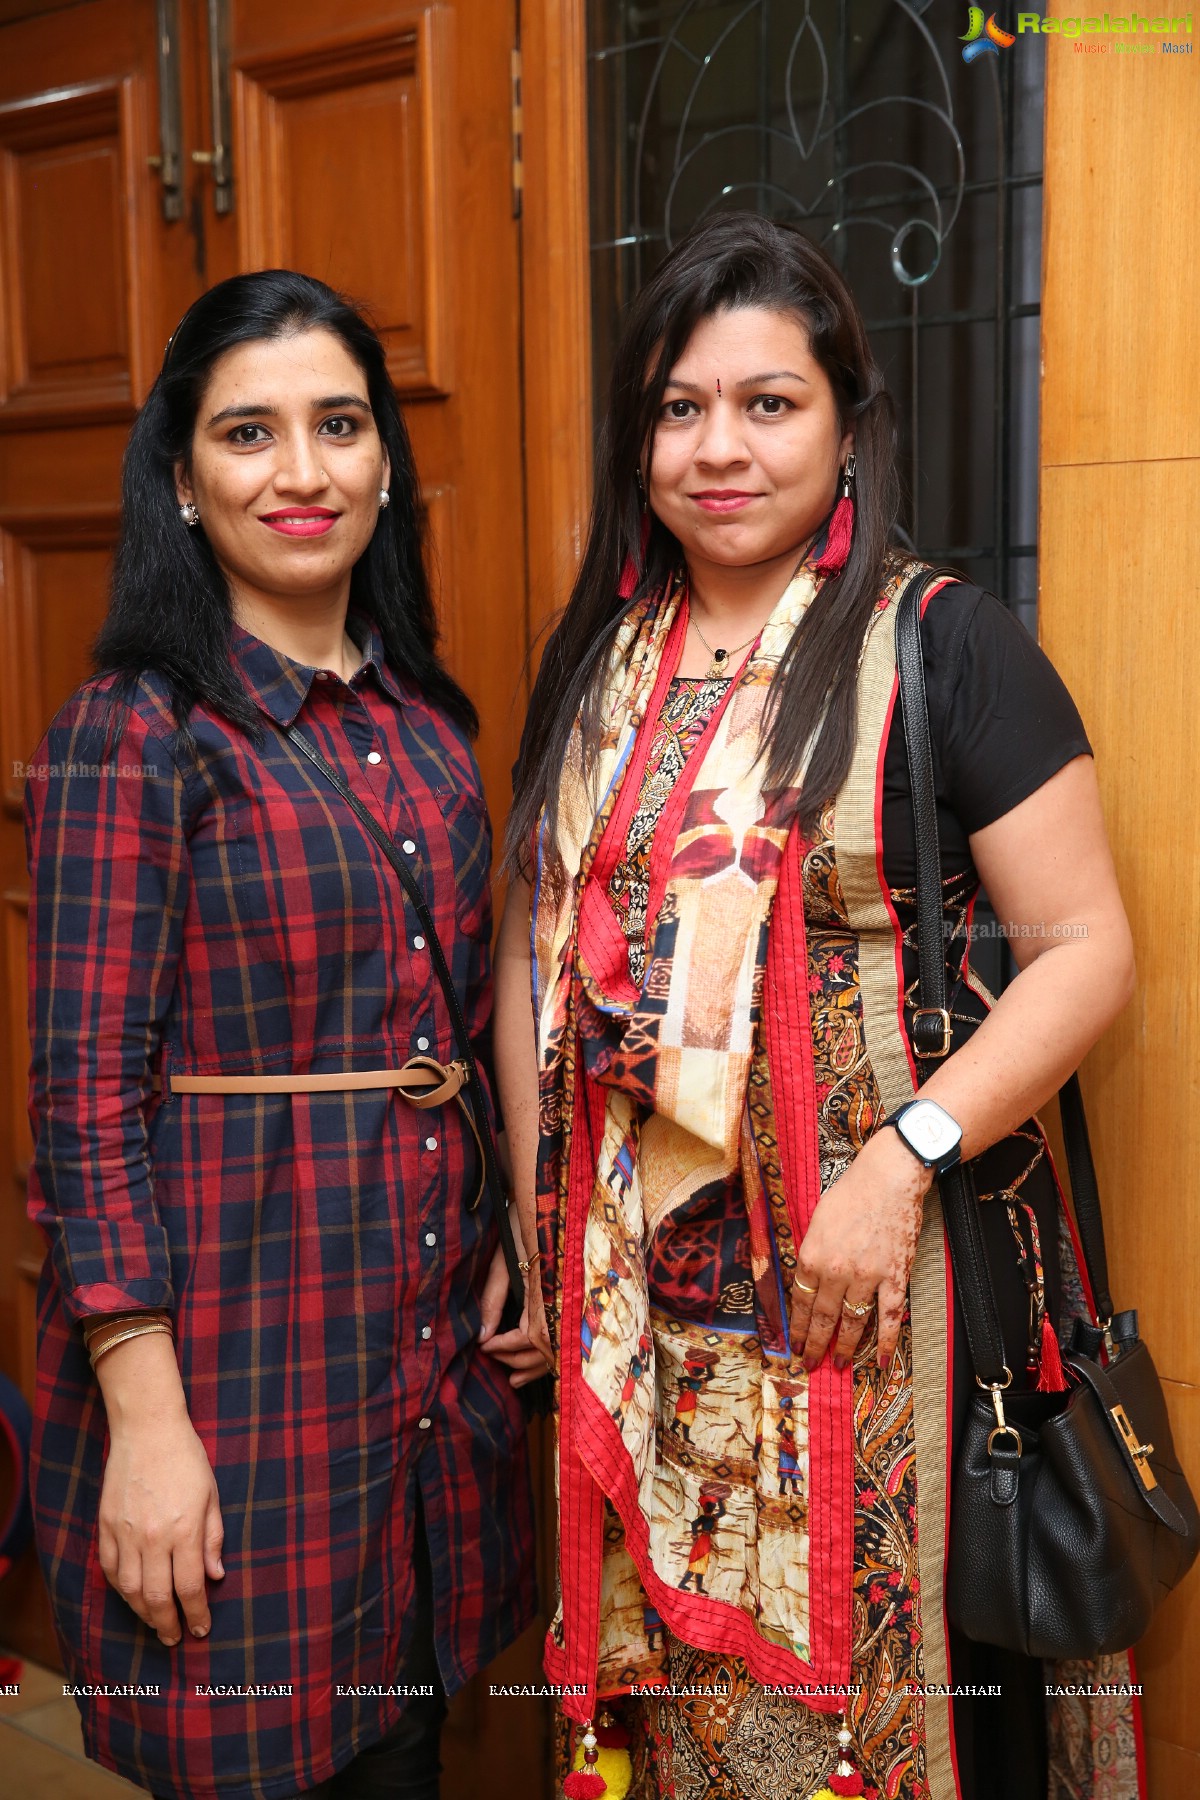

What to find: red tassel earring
left=813, top=452, right=856, bottom=577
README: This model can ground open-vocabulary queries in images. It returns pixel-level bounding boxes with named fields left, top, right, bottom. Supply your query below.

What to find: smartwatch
left=882, top=1098, right=963, bottom=1173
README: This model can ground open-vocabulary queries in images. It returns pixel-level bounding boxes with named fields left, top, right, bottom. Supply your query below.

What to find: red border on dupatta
left=546, top=614, right=854, bottom=1719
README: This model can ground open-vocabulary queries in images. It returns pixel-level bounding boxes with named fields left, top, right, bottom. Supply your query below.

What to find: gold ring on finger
left=840, top=1297, right=874, bottom=1319
left=795, top=1280, right=819, bottom=1296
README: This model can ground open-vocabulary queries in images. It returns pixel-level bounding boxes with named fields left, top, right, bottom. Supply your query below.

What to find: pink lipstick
left=690, top=490, right=758, bottom=514
left=260, top=509, right=338, bottom=538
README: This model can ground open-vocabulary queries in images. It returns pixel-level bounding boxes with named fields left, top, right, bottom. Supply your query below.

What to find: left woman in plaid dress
left=23, top=272, right=545, bottom=1800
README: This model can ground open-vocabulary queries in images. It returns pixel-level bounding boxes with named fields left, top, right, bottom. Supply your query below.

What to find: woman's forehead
left=666, top=306, right=815, bottom=379
left=199, top=327, right=367, bottom=411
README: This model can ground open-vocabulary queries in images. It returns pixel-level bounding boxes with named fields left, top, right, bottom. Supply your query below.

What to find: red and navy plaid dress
left=24, top=611, right=537, bottom=1799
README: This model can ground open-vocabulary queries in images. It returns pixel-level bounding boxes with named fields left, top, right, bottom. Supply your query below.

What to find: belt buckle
left=911, top=1006, right=951, bottom=1058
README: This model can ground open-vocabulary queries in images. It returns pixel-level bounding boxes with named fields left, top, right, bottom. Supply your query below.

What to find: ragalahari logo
left=961, top=7, right=1018, bottom=57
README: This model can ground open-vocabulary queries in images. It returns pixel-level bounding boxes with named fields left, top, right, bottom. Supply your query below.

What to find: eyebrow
left=662, top=370, right=810, bottom=393
left=205, top=394, right=372, bottom=427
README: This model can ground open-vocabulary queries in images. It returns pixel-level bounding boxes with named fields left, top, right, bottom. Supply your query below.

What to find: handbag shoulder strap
left=281, top=723, right=526, bottom=1313
left=1056, top=1071, right=1114, bottom=1324
left=895, top=570, right=1010, bottom=1384
left=894, top=573, right=1116, bottom=1378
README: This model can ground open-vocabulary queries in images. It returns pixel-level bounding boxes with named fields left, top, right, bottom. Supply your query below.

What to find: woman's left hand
left=789, top=1126, right=932, bottom=1372
left=478, top=1240, right=554, bottom=1388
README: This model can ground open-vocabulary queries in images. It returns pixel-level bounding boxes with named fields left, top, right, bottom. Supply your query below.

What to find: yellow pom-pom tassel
left=806, top=1790, right=838, bottom=1800
left=570, top=1741, right=633, bottom=1798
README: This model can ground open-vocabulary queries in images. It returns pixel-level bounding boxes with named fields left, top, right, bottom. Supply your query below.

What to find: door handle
left=195, top=0, right=233, bottom=215
left=148, top=0, right=184, bottom=220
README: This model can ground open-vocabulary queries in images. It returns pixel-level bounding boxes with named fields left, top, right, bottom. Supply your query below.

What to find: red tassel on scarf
left=564, top=1777, right=607, bottom=1798
left=812, top=492, right=855, bottom=576
left=829, top=1776, right=865, bottom=1797
left=1036, top=1314, right=1070, bottom=1393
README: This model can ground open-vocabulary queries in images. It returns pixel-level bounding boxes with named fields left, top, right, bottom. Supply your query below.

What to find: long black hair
left=505, top=212, right=901, bottom=877
left=93, top=269, right=476, bottom=754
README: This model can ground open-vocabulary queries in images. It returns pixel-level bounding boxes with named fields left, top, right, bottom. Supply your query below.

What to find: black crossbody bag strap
left=895, top=573, right=1116, bottom=1384
left=283, top=724, right=526, bottom=1316
left=897, top=572, right=1023, bottom=1384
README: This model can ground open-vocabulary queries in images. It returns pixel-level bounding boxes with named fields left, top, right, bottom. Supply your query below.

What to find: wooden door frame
left=518, top=0, right=592, bottom=660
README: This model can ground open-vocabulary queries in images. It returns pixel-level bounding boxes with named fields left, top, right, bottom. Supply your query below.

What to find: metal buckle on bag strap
left=911, top=1006, right=952, bottom=1058
left=977, top=1366, right=1022, bottom=1456
left=1111, top=1403, right=1158, bottom=1491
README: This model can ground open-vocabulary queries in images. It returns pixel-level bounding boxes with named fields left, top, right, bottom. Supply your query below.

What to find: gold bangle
left=517, top=1250, right=540, bottom=1275
left=82, top=1308, right=171, bottom=1344
left=88, top=1321, right=174, bottom=1370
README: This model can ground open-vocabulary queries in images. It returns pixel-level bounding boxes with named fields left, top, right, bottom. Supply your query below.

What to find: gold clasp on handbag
left=1111, top=1403, right=1158, bottom=1491
left=977, top=1365, right=1022, bottom=1457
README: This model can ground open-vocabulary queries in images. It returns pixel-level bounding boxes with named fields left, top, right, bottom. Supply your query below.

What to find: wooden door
left=0, top=0, right=209, bottom=1666
left=201, top=0, right=532, bottom=829
left=0, top=0, right=548, bottom=1784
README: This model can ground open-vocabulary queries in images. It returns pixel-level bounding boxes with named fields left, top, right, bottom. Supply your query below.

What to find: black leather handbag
left=283, top=723, right=553, bottom=1419
left=895, top=570, right=1199, bottom=1660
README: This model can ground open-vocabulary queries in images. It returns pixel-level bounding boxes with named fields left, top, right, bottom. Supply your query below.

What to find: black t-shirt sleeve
left=933, top=586, right=1092, bottom=834
left=881, top=584, right=1092, bottom=890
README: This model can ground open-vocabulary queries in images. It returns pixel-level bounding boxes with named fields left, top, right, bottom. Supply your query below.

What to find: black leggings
left=312, top=1497, right=446, bottom=1799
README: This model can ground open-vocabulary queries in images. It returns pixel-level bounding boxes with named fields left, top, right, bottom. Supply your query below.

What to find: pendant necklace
left=689, top=613, right=760, bottom=681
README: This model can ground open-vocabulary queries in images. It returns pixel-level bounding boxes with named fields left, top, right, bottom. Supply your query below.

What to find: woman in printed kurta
left=25, top=272, right=541, bottom=1800
left=496, top=215, right=1144, bottom=1800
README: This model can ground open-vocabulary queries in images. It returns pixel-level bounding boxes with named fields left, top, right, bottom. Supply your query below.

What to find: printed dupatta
left=530, top=562, right=906, bottom=1725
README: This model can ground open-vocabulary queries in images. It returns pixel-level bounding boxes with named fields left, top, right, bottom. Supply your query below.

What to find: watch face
left=900, top=1100, right=962, bottom=1164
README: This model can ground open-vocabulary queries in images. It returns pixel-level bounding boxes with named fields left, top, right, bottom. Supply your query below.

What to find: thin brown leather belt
left=149, top=1056, right=485, bottom=1209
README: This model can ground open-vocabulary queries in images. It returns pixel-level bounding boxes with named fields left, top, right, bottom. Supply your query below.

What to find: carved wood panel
left=0, top=79, right=146, bottom=425
left=0, top=509, right=119, bottom=813
left=422, top=482, right=459, bottom=672
left=235, top=11, right=451, bottom=397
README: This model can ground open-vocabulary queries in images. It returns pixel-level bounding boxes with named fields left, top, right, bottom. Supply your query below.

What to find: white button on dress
left=366, top=750, right=382, bottom=765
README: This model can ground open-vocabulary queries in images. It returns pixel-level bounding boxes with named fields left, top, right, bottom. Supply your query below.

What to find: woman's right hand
left=99, top=1412, right=224, bottom=1646
left=94, top=1332, right=225, bottom=1647
left=523, top=1269, right=554, bottom=1371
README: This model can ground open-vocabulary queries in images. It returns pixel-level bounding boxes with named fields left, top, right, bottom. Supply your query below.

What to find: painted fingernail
left=834, top=1355, right=848, bottom=1372
left=191, top=1625, right=208, bottom=1638
left=803, top=1355, right=819, bottom=1373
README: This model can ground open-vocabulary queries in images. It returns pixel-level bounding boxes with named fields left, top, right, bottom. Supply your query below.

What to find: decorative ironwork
left=587, top=0, right=1046, bottom=617
left=625, top=0, right=966, bottom=292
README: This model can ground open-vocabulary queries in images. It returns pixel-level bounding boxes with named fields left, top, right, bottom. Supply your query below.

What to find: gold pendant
left=705, top=647, right=729, bottom=680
